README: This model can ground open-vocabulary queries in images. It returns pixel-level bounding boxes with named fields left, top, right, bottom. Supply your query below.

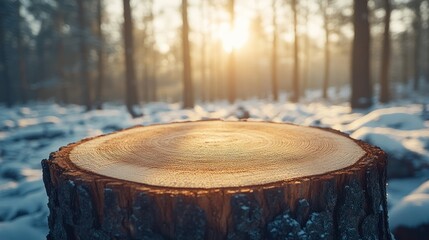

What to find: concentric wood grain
left=70, top=121, right=365, bottom=188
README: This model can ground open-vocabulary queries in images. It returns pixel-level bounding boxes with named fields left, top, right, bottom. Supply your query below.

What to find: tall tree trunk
left=322, top=0, right=331, bottom=99
left=200, top=0, right=207, bottom=102
left=55, top=0, right=67, bottom=104
left=228, top=0, right=236, bottom=103
left=123, top=0, right=141, bottom=117
left=150, top=6, right=157, bottom=103
left=76, top=0, right=92, bottom=111
left=36, top=21, right=46, bottom=102
left=141, top=1, right=149, bottom=103
left=291, top=0, right=300, bottom=102
left=182, top=0, right=194, bottom=109
left=142, top=59, right=149, bottom=103
left=271, top=0, right=278, bottom=102
left=351, top=0, right=372, bottom=109
left=412, top=0, right=422, bottom=91
left=151, top=50, right=157, bottom=103
left=207, top=0, right=216, bottom=102
left=427, top=0, right=429, bottom=84
left=95, top=0, right=104, bottom=110
left=401, top=31, right=409, bottom=86
left=379, top=0, right=391, bottom=103
left=302, top=0, right=309, bottom=98
left=0, top=3, right=12, bottom=107
left=16, top=0, right=28, bottom=103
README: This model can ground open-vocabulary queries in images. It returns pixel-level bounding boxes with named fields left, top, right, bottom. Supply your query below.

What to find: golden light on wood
left=43, top=120, right=389, bottom=239
left=70, top=121, right=365, bottom=188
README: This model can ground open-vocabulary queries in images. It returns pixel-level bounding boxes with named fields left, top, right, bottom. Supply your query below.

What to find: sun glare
left=217, top=19, right=249, bottom=53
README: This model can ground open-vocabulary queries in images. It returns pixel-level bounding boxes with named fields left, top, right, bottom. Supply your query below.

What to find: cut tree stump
left=42, top=120, right=391, bottom=240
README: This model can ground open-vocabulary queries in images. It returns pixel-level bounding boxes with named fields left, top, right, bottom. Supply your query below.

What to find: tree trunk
left=351, top=0, right=372, bottom=109
left=200, top=0, right=207, bottom=103
left=322, top=0, right=330, bottom=100
left=302, top=0, right=310, bottom=98
left=36, top=21, right=46, bottom=101
left=42, top=121, right=391, bottom=240
left=76, top=0, right=92, bottom=111
left=95, top=0, right=104, bottom=110
left=0, top=3, right=12, bottom=107
left=16, top=0, right=28, bottom=104
left=150, top=15, right=157, bottom=103
left=141, top=1, right=150, bottom=103
left=182, top=0, right=194, bottom=109
left=123, top=0, right=141, bottom=117
left=271, top=0, right=278, bottom=102
left=55, top=0, right=67, bottom=104
left=401, top=30, right=409, bottom=86
left=379, top=0, right=391, bottom=103
left=412, top=0, right=422, bottom=91
left=291, top=0, right=300, bottom=103
left=228, top=0, right=236, bottom=104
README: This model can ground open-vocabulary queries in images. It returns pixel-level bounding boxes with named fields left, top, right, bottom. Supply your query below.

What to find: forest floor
left=0, top=88, right=428, bottom=239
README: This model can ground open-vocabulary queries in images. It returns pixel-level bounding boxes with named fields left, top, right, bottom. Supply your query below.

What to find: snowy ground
left=1, top=92, right=429, bottom=239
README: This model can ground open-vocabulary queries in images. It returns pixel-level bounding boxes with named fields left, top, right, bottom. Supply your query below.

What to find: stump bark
left=42, top=120, right=391, bottom=240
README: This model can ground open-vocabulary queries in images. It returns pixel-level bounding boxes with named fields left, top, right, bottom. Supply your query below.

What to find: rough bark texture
left=42, top=123, right=390, bottom=240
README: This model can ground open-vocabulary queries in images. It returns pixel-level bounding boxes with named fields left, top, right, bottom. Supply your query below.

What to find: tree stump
left=42, top=120, right=391, bottom=240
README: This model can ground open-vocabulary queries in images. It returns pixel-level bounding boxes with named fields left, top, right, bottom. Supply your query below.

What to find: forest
left=1, top=0, right=429, bottom=239
left=1, top=0, right=428, bottom=113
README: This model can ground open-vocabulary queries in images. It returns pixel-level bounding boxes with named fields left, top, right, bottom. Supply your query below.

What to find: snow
left=338, top=107, right=425, bottom=132
left=389, top=180, right=429, bottom=229
left=0, top=93, right=429, bottom=239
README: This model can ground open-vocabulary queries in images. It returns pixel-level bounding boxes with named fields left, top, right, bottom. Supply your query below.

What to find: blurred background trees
left=0, top=0, right=428, bottom=115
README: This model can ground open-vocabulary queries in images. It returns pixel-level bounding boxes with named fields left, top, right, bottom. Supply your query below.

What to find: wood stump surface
left=42, top=120, right=390, bottom=240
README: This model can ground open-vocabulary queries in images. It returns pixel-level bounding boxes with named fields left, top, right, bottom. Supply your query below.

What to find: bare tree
left=0, top=1, right=12, bottom=107
left=411, top=0, right=422, bottom=90
left=123, top=0, right=142, bottom=117
left=271, top=0, right=278, bottom=102
left=76, top=0, right=92, bottom=111
left=149, top=5, right=157, bottom=103
left=291, top=0, right=300, bottom=102
left=200, top=0, right=207, bottom=102
left=401, top=30, right=409, bottom=85
left=55, top=0, right=67, bottom=103
left=321, top=0, right=331, bottom=99
left=95, top=0, right=104, bottom=109
left=351, top=0, right=372, bottom=109
left=182, top=0, right=194, bottom=108
left=302, top=0, right=310, bottom=98
left=379, top=0, right=391, bottom=103
left=228, top=0, right=236, bottom=103
left=141, top=1, right=150, bottom=103
left=16, top=0, right=28, bottom=103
